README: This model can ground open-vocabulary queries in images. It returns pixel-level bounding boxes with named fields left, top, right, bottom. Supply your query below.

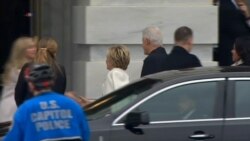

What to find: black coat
left=166, top=46, right=202, bottom=70
left=15, top=63, right=67, bottom=106
left=219, top=0, right=250, bottom=66
left=141, top=47, right=168, bottom=77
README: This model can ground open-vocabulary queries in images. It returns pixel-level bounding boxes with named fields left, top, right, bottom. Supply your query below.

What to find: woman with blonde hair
left=15, top=37, right=66, bottom=106
left=102, top=45, right=130, bottom=95
left=0, top=37, right=36, bottom=122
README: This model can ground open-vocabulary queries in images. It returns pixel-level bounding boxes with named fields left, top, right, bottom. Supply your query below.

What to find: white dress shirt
left=102, top=68, right=129, bottom=96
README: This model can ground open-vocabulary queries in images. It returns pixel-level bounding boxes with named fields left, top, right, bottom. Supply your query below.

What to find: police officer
left=4, top=64, right=90, bottom=141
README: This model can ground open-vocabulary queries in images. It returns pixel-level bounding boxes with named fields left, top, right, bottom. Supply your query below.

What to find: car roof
left=144, top=66, right=250, bottom=82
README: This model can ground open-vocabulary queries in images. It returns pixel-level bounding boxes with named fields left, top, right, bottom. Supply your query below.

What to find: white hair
left=142, top=26, right=163, bottom=46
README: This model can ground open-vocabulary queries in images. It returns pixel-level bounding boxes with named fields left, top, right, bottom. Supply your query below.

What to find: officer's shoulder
left=52, top=93, right=81, bottom=106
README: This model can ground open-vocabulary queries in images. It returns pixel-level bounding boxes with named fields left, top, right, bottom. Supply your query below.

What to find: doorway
left=0, top=0, right=31, bottom=83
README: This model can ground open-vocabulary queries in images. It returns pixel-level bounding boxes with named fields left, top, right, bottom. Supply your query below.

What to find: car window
left=85, top=79, right=161, bottom=120
left=235, top=81, right=250, bottom=117
left=129, top=81, right=219, bottom=122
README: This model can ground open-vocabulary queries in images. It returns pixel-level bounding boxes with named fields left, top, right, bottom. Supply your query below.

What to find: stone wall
left=72, top=0, right=218, bottom=99
left=40, top=0, right=73, bottom=90
left=40, top=0, right=218, bottom=99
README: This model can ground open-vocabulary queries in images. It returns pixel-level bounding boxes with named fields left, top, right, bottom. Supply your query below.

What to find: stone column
left=72, top=0, right=218, bottom=99
left=40, top=0, right=73, bottom=90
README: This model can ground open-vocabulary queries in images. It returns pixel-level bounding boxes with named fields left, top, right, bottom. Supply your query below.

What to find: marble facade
left=73, top=6, right=217, bottom=44
left=40, top=0, right=218, bottom=99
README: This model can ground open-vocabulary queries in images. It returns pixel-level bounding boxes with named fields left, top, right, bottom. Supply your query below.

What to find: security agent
left=4, top=64, right=90, bottom=141
left=166, top=26, right=202, bottom=70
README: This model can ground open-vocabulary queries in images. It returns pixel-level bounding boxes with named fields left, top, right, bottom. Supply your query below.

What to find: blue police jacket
left=4, top=92, right=90, bottom=141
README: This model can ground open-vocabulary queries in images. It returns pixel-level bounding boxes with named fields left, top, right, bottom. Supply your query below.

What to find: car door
left=223, top=78, right=250, bottom=141
left=110, top=78, right=225, bottom=141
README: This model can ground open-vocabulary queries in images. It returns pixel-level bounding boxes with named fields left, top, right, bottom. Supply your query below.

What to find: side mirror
left=124, top=111, right=149, bottom=135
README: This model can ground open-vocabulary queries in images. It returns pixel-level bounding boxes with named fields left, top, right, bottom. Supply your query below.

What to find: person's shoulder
left=13, top=105, right=26, bottom=121
left=108, top=68, right=128, bottom=78
left=52, top=63, right=65, bottom=73
left=19, top=62, right=32, bottom=72
left=50, top=91, right=65, bottom=96
left=189, top=54, right=200, bottom=61
left=146, top=52, right=166, bottom=61
left=31, top=92, right=64, bottom=101
left=152, top=47, right=167, bottom=55
left=110, top=68, right=126, bottom=74
left=19, top=93, right=81, bottom=113
left=41, top=92, right=82, bottom=108
left=63, top=96, right=83, bottom=110
left=52, top=92, right=80, bottom=105
left=16, top=98, right=35, bottom=114
left=189, top=54, right=202, bottom=66
left=48, top=92, right=69, bottom=99
left=143, top=56, right=159, bottom=66
left=53, top=63, right=66, bottom=77
left=23, top=62, right=32, bottom=67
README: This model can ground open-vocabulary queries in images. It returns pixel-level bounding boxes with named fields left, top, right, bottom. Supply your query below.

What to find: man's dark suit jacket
left=166, top=46, right=202, bottom=70
left=141, top=47, right=168, bottom=77
left=219, top=0, right=250, bottom=66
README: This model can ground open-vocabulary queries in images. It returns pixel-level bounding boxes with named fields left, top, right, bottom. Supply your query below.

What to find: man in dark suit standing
left=166, top=26, right=202, bottom=70
left=219, top=0, right=250, bottom=66
left=141, top=26, right=168, bottom=77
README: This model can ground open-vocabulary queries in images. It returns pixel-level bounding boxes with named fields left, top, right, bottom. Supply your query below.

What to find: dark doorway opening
left=0, top=0, right=31, bottom=75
